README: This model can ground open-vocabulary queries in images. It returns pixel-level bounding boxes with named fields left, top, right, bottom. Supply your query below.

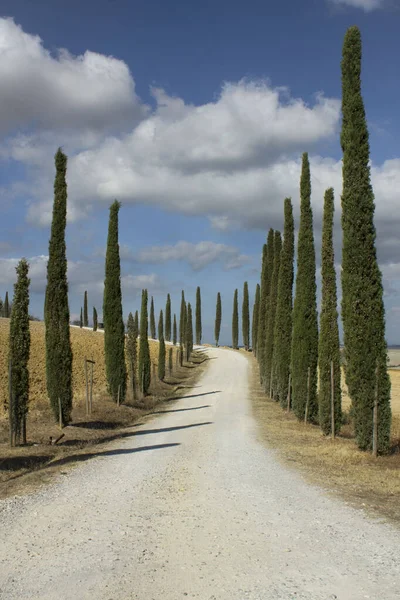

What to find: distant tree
left=252, top=283, right=260, bottom=356
left=242, top=282, right=250, bottom=351
left=264, top=231, right=282, bottom=397
left=9, top=259, right=30, bottom=445
left=272, top=198, right=295, bottom=408
left=179, top=291, right=186, bottom=365
left=83, top=290, right=88, bottom=327
left=44, top=149, right=73, bottom=425
left=186, top=302, right=194, bottom=361
left=93, top=307, right=98, bottom=332
left=258, top=230, right=275, bottom=385
left=0, top=296, right=3, bottom=316
left=150, top=296, right=156, bottom=339
left=3, top=292, right=10, bottom=318
left=158, top=309, right=166, bottom=381
left=196, top=286, right=202, bottom=345
left=291, top=153, right=318, bottom=423
left=173, top=313, right=177, bottom=346
left=215, top=292, right=222, bottom=347
left=134, top=310, right=139, bottom=336
left=168, top=347, right=173, bottom=375
left=165, top=294, right=172, bottom=342
left=103, top=200, right=126, bottom=404
left=232, top=289, right=239, bottom=350
left=138, top=289, right=151, bottom=395
left=79, top=307, right=83, bottom=328
left=127, top=312, right=138, bottom=400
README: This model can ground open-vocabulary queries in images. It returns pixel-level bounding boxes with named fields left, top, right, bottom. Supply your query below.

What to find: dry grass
left=249, top=357, right=400, bottom=524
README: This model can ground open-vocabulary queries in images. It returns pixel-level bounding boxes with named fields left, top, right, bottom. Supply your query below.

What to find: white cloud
left=329, top=0, right=386, bottom=11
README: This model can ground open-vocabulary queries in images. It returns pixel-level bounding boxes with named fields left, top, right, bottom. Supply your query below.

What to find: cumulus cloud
left=329, top=0, right=386, bottom=11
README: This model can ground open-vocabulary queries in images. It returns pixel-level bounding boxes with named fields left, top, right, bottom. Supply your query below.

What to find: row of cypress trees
left=212, top=282, right=251, bottom=350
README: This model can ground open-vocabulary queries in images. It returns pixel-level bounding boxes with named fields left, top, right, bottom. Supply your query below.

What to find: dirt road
left=0, top=348, right=399, bottom=599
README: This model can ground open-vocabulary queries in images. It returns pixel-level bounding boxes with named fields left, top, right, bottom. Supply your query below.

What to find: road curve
left=0, top=348, right=399, bottom=600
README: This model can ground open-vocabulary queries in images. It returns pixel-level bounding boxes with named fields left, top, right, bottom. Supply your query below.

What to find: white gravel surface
left=0, top=348, right=399, bottom=600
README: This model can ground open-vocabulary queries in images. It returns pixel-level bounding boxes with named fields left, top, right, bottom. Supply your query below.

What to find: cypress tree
left=79, top=307, right=83, bottom=328
left=9, top=259, right=30, bottom=445
left=4, top=292, right=9, bottom=318
left=93, top=307, right=98, bottom=331
left=265, top=231, right=282, bottom=396
left=165, top=294, right=172, bottom=342
left=44, top=149, right=73, bottom=425
left=168, top=347, right=173, bottom=374
left=215, top=292, right=222, bottom=347
left=242, top=282, right=250, bottom=351
left=258, top=230, right=275, bottom=384
left=179, top=291, right=186, bottom=365
left=291, top=153, right=318, bottom=423
left=252, top=283, right=260, bottom=356
left=341, top=27, right=391, bottom=452
left=83, top=291, right=88, bottom=327
left=134, top=310, right=139, bottom=336
left=319, top=189, right=341, bottom=435
left=232, top=289, right=239, bottom=349
left=173, top=313, right=177, bottom=345
left=150, top=296, right=156, bottom=339
left=0, top=297, right=3, bottom=317
left=158, top=310, right=166, bottom=381
left=127, top=312, right=138, bottom=399
left=196, top=286, right=202, bottom=345
left=186, top=303, right=194, bottom=361
left=272, top=199, right=295, bottom=407
left=103, top=200, right=126, bottom=404
left=138, top=289, right=151, bottom=394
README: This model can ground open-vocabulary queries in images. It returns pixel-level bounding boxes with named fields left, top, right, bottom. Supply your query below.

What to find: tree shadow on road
left=150, top=405, right=211, bottom=415
left=166, top=391, right=221, bottom=402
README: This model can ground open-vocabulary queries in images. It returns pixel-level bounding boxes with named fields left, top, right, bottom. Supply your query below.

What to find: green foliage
left=150, top=296, right=156, bottom=339
left=103, top=200, right=127, bottom=404
left=127, top=312, right=138, bottom=398
left=93, top=307, right=98, bottom=332
left=319, top=189, right=342, bottom=435
left=341, top=27, right=391, bottom=452
left=215, top=292, right=222, bottom=347
left=168, top=347, right=173, bottom=374
left=258, top=230, right=275, bottom=385
left=44, top=149, right=73, bottom=425
left=9, top=259, right=30, bottom=444
left=186, top=303, right=194, bottom=361
left=272, top=199, right=295, bottom=407
left=139, top=289, right=151, bottom=395
left=252, top=284, right=260, bottom=356
left=242, top=282, right=249, bottom=351
left=158, top=309, right=166, bottom=381
left=232, top=289, right=239, bottom=349
left=265, top=231, right=282, bottom=396
left=179, top=291, right=186, bottom=365
left=134, top=310, right=139, bottom=336
left=173, top=313, right=177, bottom=345
left=196, top=286, right=202, bottom=345
left=83, top=291, right=88, bottom=327
left=80, top=307, right=83, bottom=328
left=165, top=294, right=172, bottom=342
left=291, top=153, right=318, bottom=423
left=4, top=292, right=10, bottom=318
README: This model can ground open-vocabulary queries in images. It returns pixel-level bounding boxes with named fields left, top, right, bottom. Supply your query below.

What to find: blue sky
left=0, top=0, right=399, bottom=345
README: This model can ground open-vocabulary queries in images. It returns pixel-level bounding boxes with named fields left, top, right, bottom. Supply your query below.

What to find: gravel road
left=0, top=348, right=399, bottom=600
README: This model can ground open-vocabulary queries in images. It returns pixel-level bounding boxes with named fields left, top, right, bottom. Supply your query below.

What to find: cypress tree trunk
left=264, top=231, right=282, bottom=397
left=93, top=307, right=98, bottom=332
left=291, top=153, right=318, bottom=423
left=341, top=27, right=391, bottom=452
left=252, top=283, right=260, bottom=356
left=186, top=303, right=193, bottom=362
left=150, top=297, right=156, bottom=339
left=127, top=312, right=138, bottom=399
left=215, top=292, right=222, bottom=347
left=196, top=286, right=202, bottom=345
left=165, top=294, right=172, bottom=342
left=134, top=310, right=139, bottom=337
left=83, top=291, right=88, bottom=327
left=232, top=289, right=239, bottom=350
left=319, top=189, right=341, bottom=435
left=258, top=230, right=275, bottom=385
left=173, top=313, right=177, bottom=345
left=103, top=200, right=126, bottom=404
left=4, top=292, right=9, bottom=318
left=45, top=149, right=73, bottom=425
left=179, top=292, right=186, bottom=365
left=79, top=307, right=83, bottom=328
left=158, top=310, right=166, bottom=381
left=242, top=282, right=250, bottom=351
left=9, top=259, right=30, bottom=444
left=139, top=289, right=151, bottom=395
left=272, top=199, right=295, bottom=407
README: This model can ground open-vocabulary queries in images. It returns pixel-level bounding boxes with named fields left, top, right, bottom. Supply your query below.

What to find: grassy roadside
left=0, top=350, right=208, bottom=500
left=248, top=354, right=400, bottom=524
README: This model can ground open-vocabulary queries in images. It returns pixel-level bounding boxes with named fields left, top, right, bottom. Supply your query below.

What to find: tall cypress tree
left=165, top=294, right=172, bottom=342
left=138, top=289, right=151, bottom=394
left=173, top=313, right=177, bottom=345
left=150, top=296, right=156, bottom=339
left=45, top=149, right=73, bottom=425
left=272, top=199, right=295, bottom=407
left=179, top=291, right=186, bottom=365
left=79, top=307, right=83, bottom=328
left=0, top=297, right=3, bottom=317
left=196, top=286, right=202, bottom=345
left=242, top=282, right=250, bottom=351
left=319, top=189, right=341, bottom=435
left=103, top=200, right=126, bottom=404
left=341, top=27, right=391, bottom=452
left=186, top=303, right=193, bottom=361
left=9, top=259, right=30, bottom=445
left=83, top=291, right=88, bottom=327
left=258, top=230, right=275, bottom=384
left=134, top=310, right=139, bottom=336
left=215, top=292, right=222, bottom=347
left=291, top=153, right=318, bottom=423
left=232, top=289, right=239, bottom=349
left=127, top=312, right=138, bottom=399
left=265, top=231, right=282, bottom=396
left=93, top=307, right=98, bottom=331
left=4, top=292, right=9, bottom=318
left=158, top=309, right=166, bottom=381
left=252, top=283, right=260, bottom=356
